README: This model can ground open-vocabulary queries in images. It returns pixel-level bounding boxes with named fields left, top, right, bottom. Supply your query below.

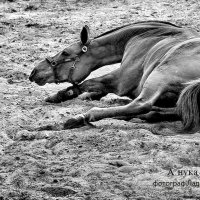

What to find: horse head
left=29, top=25, right=100, bottom=86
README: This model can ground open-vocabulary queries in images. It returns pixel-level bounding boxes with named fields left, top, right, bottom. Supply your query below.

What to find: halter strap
left=46, top=56, right=78, bottom=85
left=67, top=56, right=80, bottom=84
left=46, top=57, right=60, bottom=84
left=45, top=45, right=89, bottom=85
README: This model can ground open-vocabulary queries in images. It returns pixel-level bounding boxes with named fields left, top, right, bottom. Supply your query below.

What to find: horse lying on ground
left=29, top=21, right=200, bottom=131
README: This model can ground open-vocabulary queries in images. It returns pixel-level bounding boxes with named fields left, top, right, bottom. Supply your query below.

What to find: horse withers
left=29, top=21, right=200, bottom=131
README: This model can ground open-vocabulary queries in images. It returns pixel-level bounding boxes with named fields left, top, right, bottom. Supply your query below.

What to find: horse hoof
left=45, top=87, right=80, bottom=103
left=78, top=92, right=92, bottom=100
left=100, top=94, right=131, bottom=105
left=64, top=115, right=85, bottom=129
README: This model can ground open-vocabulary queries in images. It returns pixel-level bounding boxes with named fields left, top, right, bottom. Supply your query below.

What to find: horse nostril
left=29, top=69, right=36, bottom=82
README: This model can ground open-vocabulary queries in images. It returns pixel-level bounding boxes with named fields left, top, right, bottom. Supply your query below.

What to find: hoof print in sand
left=41, top=186, right=77, bottom=197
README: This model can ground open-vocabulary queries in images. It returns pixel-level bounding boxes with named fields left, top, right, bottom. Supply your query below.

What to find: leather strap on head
left=67, top=56, right=80, bottom=85
left=46, top=57, right=60, bottom=84
left=46, top=44, right=90, bottom=85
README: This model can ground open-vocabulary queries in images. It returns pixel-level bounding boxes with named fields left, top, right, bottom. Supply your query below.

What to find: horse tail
left=176, top=79, right=200, bottom=131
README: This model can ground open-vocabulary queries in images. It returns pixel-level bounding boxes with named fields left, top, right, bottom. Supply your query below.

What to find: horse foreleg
left=46, top=69, right=119, bottom=103
left=78, top=69, right=120, bottom=101
left=45, top=85, right=81, bottom=103
left=45, top=85, right=104, bottom=103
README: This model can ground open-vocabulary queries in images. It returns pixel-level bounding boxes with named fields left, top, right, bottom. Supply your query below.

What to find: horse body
left=29, top=21, right=200, bottom=131
left=79, top=37, right=200, bottom=124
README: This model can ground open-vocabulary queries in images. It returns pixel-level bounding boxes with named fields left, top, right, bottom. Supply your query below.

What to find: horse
left=29, top=20, right=200, bottom=131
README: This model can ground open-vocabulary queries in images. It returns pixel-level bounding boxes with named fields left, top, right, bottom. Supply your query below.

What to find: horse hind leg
left=137, top=106, right=180, bottom=122
left=115, top=107, right=180, bottom=122
left=113, top=92, right=179, bottom=121
left=63, top=89, right=161, bottom=129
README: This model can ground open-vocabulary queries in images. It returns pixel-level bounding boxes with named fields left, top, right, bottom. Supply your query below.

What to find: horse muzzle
left=29, top=68, right=48, bottom=86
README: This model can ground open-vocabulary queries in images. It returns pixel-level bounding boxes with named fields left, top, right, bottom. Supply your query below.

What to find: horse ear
left=80, top=25, right=90, bottom=45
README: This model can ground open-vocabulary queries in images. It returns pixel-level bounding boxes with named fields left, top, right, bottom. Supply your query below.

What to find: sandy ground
left=1, top=0, right=200, bottom=199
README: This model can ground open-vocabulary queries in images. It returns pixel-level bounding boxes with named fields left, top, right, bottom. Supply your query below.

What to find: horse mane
left=94, top=20, right=181, bottom=39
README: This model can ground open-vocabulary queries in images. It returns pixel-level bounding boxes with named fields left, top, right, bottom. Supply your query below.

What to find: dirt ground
left=1, top=0, right=200, bottom=199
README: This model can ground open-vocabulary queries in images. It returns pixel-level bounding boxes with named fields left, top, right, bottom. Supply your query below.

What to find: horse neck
left=90, top=36, right=124, bottom=70
left=91, top=25, right=184, bottom=70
